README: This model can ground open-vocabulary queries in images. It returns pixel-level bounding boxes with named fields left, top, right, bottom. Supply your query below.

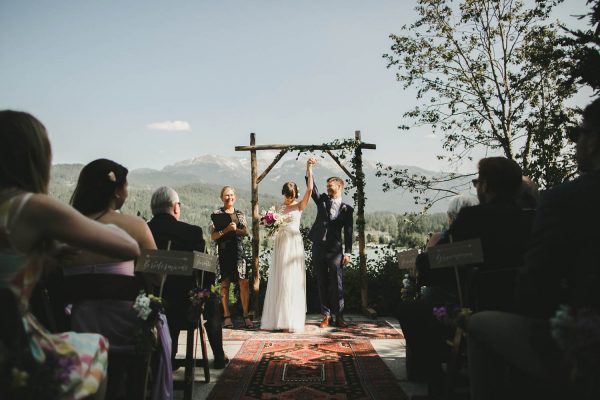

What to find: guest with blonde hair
left=210, top=186, right=252, bottom=329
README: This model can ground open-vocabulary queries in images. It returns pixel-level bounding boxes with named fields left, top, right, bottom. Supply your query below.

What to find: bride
left=260, top=158, right=315, bottom=332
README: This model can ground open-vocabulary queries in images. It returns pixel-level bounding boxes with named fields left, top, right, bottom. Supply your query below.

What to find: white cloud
left=146, top=120, right=191, bottom=131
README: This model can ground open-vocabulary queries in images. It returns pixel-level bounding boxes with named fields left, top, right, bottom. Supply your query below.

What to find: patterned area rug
left=223, top=319, right=404, bottom=341
left=207, top=339, right=407, bottom=399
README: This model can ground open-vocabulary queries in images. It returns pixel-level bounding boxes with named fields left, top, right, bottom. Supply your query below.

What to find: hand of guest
left=227, top=222, right=237, bottom=233
left=426, top=232, right=443, bottom=248
left=342, top=255, right=350, bottom=265
left=307, top=158, right=317, bottom=167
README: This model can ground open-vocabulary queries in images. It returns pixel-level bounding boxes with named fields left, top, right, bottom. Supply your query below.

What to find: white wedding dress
left=260, top=203, right=306, bottom=332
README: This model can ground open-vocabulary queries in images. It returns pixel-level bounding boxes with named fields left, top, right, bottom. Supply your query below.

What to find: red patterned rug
left=207, top=339, right=407, bottom=399
left=222, top=319, right=404, bottom=341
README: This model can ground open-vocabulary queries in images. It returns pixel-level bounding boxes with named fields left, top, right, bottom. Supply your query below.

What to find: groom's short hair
left=327, top=176, right=344, bottom=187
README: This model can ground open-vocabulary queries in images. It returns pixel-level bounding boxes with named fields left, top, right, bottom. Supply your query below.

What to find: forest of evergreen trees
left=49, top=164, right=447, bottom=249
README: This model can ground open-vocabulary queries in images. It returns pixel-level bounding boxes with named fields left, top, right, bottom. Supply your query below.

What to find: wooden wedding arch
left=235, top=131, right=377, bottom=318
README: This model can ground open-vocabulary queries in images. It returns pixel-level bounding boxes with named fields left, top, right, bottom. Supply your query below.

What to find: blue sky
left=0, top=0, right=591, bottom=172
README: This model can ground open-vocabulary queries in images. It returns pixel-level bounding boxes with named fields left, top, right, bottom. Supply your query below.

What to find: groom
left=307, top=159, right=354, bottom=328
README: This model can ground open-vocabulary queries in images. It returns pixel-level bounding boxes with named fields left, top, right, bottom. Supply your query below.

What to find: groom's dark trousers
left=312, top=241, right=344, bottom=316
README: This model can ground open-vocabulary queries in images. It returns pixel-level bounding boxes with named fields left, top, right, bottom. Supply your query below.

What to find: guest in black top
left=147, top=186, right=227, bottom=369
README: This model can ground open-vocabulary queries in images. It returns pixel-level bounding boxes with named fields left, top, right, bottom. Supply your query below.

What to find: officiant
left=210, top=186, right=253, bottom=329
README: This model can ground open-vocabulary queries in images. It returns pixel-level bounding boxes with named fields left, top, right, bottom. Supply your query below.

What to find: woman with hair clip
left=260, top=158, right=315, bottom=332
left=66, top=159, right=171, bottom=400
left=0, top=110, right=140, bottom=400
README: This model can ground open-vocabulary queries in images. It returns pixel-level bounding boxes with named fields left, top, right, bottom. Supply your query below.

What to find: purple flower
left=433, top=306, right=448, bottom=321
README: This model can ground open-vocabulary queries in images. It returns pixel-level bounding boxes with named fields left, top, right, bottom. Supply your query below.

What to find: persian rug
left=207, top=339, right=407, bottom=399
left=223, top=319, right=404, bottom=341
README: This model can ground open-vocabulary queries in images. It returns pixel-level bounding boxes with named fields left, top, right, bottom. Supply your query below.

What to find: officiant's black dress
left=211, top=208, right=248, bottom=282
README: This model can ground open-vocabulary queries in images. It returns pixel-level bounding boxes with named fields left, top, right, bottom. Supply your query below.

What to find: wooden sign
left=136, top=249, right=194, bottom=275
left=397, top=249, right=418, bottom=271
left=427, top=239, right=484, bottom=269
left=192, top=251, right=218, bottom=274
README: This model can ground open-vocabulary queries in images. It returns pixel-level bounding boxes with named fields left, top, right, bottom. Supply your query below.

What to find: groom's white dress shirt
left=329, top=197, right=342, bottom=219
left=329, top=197, right=351, bottom=258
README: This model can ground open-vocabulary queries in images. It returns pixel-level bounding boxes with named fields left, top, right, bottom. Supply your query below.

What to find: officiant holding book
left=210, top=186, right=253, bottom=329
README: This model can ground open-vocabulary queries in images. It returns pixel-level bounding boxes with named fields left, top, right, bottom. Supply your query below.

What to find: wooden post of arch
left=250, top=133, right=260, bottom=316
left=235, top=134, right=376, bottom=318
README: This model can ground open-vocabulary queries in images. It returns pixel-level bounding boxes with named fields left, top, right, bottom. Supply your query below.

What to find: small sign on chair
left=192, top=251, right=218, bottom=274
left=428, top=239, right=484, bottom=269
left=397, top=249, right=418, bottom=271
left=136, top=249, right=195, bottom=275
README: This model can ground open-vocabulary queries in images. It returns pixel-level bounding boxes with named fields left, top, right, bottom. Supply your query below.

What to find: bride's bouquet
left=260, top=206, right=286, bottom=237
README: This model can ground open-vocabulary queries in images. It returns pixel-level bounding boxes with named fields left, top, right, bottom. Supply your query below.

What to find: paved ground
left=172, top=313, right=427, bottom=400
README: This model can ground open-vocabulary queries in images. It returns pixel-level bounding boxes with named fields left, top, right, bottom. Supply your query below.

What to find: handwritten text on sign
left=397, top=249, right=418, bottom=271
left=136, top=250, right=194, bottom=276
left=192, top=251, right=218, bottom=273
left=427, top=239, right=484, bottom=269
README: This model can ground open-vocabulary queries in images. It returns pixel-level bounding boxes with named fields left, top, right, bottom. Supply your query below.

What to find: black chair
left=63, top=273, right=155, bottom=400
left=465, top=265, right=520, bottom=313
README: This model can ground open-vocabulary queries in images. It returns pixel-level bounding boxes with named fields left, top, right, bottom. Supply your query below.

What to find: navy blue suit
left=308, top=181, right=353, bottom=317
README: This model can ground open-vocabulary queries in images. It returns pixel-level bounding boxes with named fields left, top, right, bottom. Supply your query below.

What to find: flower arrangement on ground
left=187, top=285, right=220, bottom=322
left=259, top=206, right=287, bottom=237
left=132, top=291, right=164, bottom=355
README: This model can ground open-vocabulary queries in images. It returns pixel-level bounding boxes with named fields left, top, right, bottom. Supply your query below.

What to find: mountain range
left=49, top=154, right=474, bottom=216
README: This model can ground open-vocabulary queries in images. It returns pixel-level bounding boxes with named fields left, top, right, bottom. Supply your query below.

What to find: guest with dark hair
left=148, top=186, right=228, bottom=369
left=65, top=159, right=170, bottom=400
left=516, top=176, right=540, bottom=210
left=0, top=110, right=140, bottom=400
left=468, top=98, right=600, bottom=400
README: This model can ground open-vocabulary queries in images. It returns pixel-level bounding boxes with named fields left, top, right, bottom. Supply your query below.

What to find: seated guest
left=66, top=159, right=171, bottom=400
left=468, top=98, right=600, bottom=400
left=418, top=156, right=535, bottom=311
left=147, top=186, right=228, bottom=369
left=399, top=157, right=535, bottom=396
left=0, top=110, right=140, bottom=400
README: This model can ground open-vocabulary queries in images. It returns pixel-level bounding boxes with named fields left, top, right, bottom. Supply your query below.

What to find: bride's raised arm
left=298, top=158, right=315, bottom=211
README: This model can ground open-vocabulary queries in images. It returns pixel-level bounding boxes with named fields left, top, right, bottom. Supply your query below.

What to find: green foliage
left=380, top=0, right=580, bottom=208
left=396, top=213, right=447, bottom=249
left=557, top=0, right=600, bottom=96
